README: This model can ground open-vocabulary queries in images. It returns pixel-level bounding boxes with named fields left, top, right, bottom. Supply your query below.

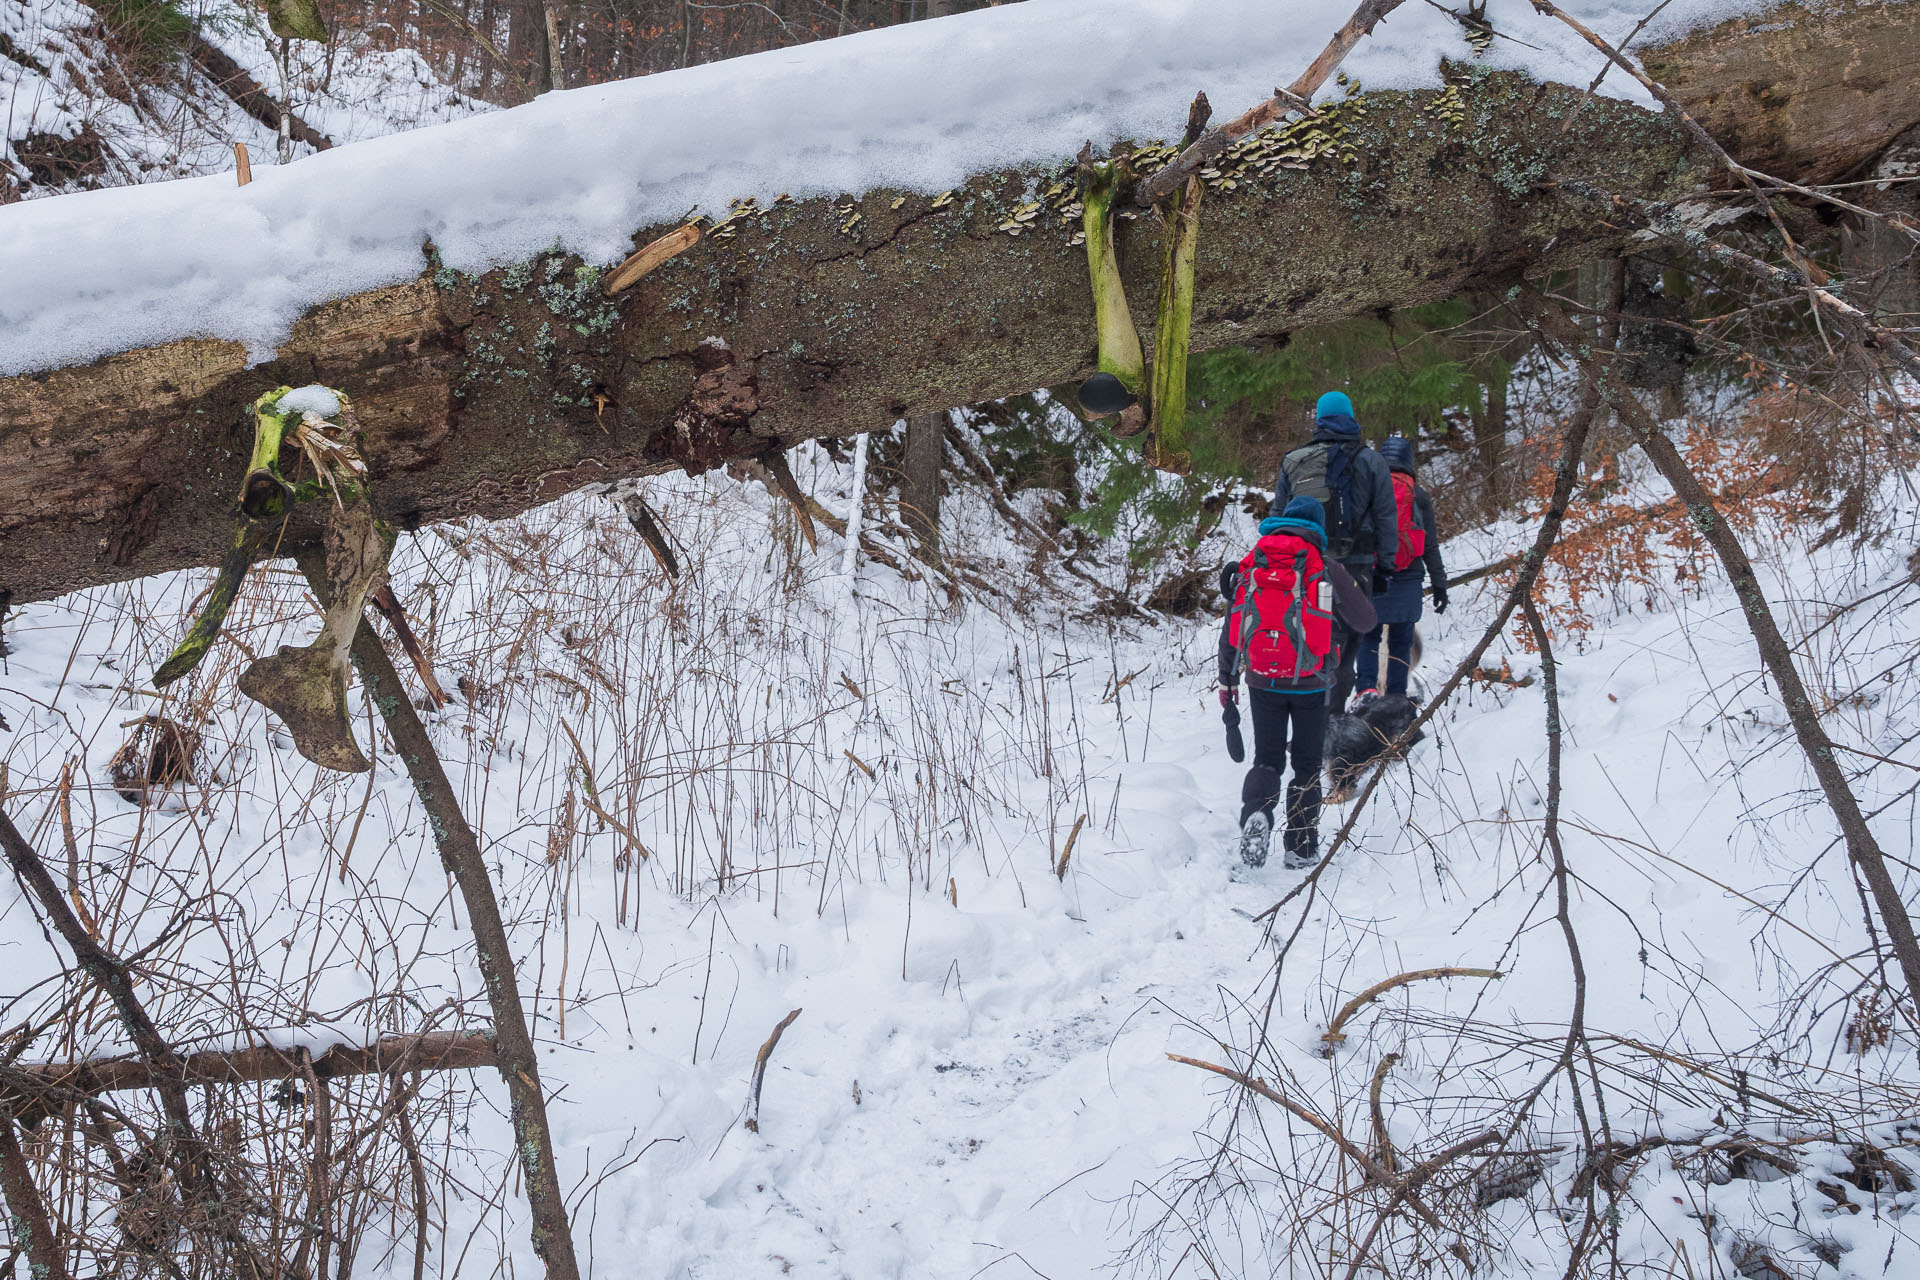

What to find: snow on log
left=1, top=0, right=1916, bottom=607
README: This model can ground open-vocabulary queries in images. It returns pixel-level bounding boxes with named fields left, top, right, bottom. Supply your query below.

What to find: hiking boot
left=1351, top=688, right=1381, bottom=710
left=1283, top=780, right=1322, bottom=869
left=1237, top=811, right=1272, bottom=868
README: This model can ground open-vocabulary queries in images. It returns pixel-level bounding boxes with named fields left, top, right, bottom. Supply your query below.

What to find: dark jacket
left=1219, top=533, right=1377, bottom=695
left=1271, top=416, right=1398, bottom=572
left=1373, top=484, right=1447, bottom=625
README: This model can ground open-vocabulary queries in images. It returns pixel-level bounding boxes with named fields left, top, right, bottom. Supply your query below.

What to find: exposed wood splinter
left=603, top=223, right=702, bottom=294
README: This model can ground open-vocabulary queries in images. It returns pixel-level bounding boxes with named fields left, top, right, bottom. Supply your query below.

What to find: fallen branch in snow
left=1322, top=968, right=1504, bottom=1047
left=743, top=1009, right=802, bottom=1134
left=1134, top=0, right=1408, bottom=205
left=1053, top=813, right=1087, bottom=881
left=1366, top=1053, right=1400, bottom=1173
left=0, top=1031, right=497, bottom=1129
left=1166, top=1054, right=1446, bottom=1228
left=369, top=582, right=450, bottom=710
left=186, top=34, right=334, bottom=153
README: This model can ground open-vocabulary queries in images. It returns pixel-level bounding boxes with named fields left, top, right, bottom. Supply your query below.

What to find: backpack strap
left=1232, top=551, right=1263, bottom=679
left=1283, top=549, right=1311, bottom=679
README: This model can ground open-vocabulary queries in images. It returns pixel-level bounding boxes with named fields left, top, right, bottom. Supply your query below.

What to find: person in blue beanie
left=1218, top=495, right=1378, bottom=869
left=1356, top=435, right=1449, bottom=699
left=1271, top=391, right=1398, bottom=713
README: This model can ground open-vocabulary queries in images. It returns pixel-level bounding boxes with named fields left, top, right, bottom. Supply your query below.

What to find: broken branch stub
left=1076, top=148, right=1146, bottom=400
left=239, top=496, right=391, bottom=773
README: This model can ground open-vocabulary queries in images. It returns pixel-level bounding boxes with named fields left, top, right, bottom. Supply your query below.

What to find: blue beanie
left=1380, top=435, right=1415, bottom=473
left=1282, top=494, right=1326, bottom=529
left=1315, top=391, right=1355, bottom=420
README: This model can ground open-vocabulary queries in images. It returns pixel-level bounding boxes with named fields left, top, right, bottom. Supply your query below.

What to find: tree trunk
left=543, top=3, right=564, bottom=91
left=3, top=0, right=1917, bottom=607
left=900, top=410, right=944, bottom=558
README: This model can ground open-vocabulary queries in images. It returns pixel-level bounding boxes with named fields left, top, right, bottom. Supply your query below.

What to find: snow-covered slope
left=0, top=0, right=1782, bottom=376
left=3, top=414, right=1915, bottom=1277
left=1, top=0, right=484, bottom=200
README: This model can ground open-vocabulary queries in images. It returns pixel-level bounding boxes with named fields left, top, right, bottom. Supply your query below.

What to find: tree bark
left=900, top=410, right=944, bottom=557
left=0, top=1105, right=68, bottom=1280
left=297, top=550, right=581, bottom=1280
left=2, top=1, right=1916, bottom=607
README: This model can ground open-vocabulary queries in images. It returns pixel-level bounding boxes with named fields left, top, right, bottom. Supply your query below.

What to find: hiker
left=1356, top=435, right=1448, bottom=700
left=1218, top=496, right=1378, bottom=870
left=1271, top=391, right=1397, bottom=713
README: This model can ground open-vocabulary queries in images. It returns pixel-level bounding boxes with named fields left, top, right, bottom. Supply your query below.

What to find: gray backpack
left=1281, top=440, right=1364, bottom=558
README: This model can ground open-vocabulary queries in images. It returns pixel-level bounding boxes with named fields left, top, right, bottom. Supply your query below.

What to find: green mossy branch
left=1148, top=174, right=1202, bottom=474
left=1077, top=154, right=1145, bottom=393
left=150, top=385, right=354, bottom=693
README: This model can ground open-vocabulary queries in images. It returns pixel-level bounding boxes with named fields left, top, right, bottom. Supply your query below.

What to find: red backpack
left=1391, top=472, right=1426, bottom=572
left=1229, top=531, right=1335, bottom=681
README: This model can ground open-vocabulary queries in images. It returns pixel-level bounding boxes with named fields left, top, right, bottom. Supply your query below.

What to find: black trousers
left=1241, top=688, right=1327, bottom=852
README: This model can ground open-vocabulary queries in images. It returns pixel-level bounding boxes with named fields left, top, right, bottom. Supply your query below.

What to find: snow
left=0, top=0, right=1785, bottom=377
left=3, top=416, right=1917, bottom=1277
left=1, top=0, right=484, bottom=200
left=278, top=382, right=342, bottom=418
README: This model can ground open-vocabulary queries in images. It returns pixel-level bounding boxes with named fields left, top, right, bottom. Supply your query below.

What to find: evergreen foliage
left=96, top=0, right=196, bottom=60
left=1188, top=300, right=1505, bottom=443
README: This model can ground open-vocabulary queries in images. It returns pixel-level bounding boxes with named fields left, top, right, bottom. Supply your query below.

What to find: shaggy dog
left=1324, top=691, right=1423, bottom=803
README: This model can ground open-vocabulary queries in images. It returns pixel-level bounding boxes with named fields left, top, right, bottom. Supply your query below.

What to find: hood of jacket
left=1311, top=412, right=1362, bottom=439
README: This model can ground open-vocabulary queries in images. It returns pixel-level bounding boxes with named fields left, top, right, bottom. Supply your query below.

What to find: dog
left=1324, top=692, right=1423, bottom=803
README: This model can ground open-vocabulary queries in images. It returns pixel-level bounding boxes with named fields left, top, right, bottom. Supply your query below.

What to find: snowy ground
left=3, top=423, right=1917, bottom=1277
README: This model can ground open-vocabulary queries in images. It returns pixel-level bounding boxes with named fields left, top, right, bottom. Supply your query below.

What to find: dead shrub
left=108, top=715, right=200, bottom=803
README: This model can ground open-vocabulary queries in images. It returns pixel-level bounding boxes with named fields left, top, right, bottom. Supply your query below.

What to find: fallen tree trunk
left=1, top=1031, right=496, bottom=1129
left=2, top=0, right=1916, bottom=608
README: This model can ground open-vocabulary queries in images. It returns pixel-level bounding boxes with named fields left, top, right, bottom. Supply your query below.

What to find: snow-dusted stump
left=2, top=0, right=1918, bottom=608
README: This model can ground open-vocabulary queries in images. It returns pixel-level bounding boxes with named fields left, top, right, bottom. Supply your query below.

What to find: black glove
left=1222, top=698, right=1245, bottom=763
left=1432, top=586, right=1450, bottom=615
left=1372, top=570, right=1392, bottom=597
